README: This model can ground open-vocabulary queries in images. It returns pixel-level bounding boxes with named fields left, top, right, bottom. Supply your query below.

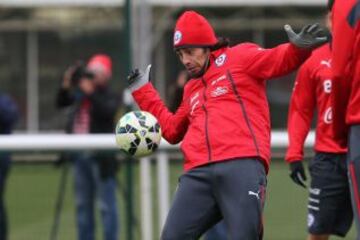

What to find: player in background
left=286, top=3, right=353, bottom=239
left=331, top=0, right=360, bottom=238
left=128, top=11, right=327, bottom=239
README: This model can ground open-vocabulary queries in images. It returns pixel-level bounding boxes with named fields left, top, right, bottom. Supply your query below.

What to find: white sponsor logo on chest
left=211, top=75, right=226, bottom=86
left=190, top=92, right=200, bottom=115
left=190, top=92, right=199, bottom=104
left=215, top=53, right=227, bottom=67
left=211, top=86, right=229, bottom=97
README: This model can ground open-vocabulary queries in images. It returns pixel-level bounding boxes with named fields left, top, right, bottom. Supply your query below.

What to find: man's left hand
left=284, top=23, right=328, bottom=49
left=128, top=64, right=152, bottom=92
left=289, top=160, right=307, bottom=188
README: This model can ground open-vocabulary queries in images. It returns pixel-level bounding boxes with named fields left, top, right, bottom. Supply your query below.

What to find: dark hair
left=173, top=37, right=230, bottom=53
left=327, top=0, right=335, bottom=11
left=210, top=37, right=230, bottom=51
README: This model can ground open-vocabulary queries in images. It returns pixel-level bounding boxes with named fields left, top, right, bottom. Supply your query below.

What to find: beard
left=186, top=58, right=210, bottom=79
left=187, top=67, right=206, bottom=78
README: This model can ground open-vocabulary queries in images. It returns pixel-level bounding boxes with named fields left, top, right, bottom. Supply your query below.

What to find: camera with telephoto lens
left=70, top=61, right=95, bottom=87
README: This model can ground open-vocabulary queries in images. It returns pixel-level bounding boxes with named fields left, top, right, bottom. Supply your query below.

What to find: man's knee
left=160, top=221, right=202, bottom=240
left=229, top=231, right=260, bottom=240
left=228, top=221, right=262, bottom=240
left=160, top=227, right=188, bottom=240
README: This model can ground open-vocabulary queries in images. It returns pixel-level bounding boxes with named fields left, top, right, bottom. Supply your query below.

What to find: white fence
left=0, top=131, right=314, bottom=240
left=0, top=0, right=327, bottom=7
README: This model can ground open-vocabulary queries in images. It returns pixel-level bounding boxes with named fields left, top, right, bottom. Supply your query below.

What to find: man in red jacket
left=128, top=11, right=327, bottom=239
left=286, top=4, right=353, bottom=239
left=331, top=0, right=360, bottom=238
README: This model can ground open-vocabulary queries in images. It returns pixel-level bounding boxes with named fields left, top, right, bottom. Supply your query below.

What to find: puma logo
left=248, top=191, right=260, bottom=200
left=321, top=60, right=331, bottom=68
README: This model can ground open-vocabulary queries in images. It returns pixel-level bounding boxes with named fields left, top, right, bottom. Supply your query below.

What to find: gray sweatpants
left=161, top=158, right=267, bottom=240
left=348, top=125, right=360, bottom=240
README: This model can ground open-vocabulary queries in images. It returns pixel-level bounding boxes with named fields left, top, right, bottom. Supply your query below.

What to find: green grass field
left=5, top=160, right=356, bottom=240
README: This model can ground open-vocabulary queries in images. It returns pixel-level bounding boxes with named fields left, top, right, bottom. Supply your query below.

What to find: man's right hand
left=289, top=160, right=307, bottom=188
left=128, top=64, right=152, bottom=92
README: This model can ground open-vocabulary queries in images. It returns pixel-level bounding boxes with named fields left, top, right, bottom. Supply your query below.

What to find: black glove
left=289, top=161, right=307, bottom=188
left=128, top=64, right=152, bottom=92
left=284, top=23, right=328, bottom=49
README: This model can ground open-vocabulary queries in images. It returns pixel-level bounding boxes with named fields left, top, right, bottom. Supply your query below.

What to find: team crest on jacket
left=215, top=54, right=227, bottom=67
left=174, top=31, right=182, bottom=45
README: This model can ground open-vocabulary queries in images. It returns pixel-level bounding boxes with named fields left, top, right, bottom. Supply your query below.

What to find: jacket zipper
left=201, top=77, right=212, bottom=162
left=226, top=70, right=261, bottom=157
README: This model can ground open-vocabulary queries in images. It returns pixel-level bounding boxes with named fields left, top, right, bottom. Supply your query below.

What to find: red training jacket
left=332, top=0, right=360, bottom=142
left=286, top=44, right=347, bottom=163
left=133, top=43, right=310, bottom=173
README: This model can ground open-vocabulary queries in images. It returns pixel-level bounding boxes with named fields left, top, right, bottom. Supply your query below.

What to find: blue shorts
left=307, top=152, right=353, bottom=237
left=348, top=125, right=360, bottom=238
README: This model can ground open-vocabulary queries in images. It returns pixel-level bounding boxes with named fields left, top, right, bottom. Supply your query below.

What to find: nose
left=180, top=54, right=191, bottom=66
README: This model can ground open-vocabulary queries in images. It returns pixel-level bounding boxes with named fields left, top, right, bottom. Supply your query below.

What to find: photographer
left=56, top=54, right=120, bottom=240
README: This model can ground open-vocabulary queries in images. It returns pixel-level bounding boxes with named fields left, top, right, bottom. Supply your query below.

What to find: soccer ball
left=115, top=111, right=162, bottom=157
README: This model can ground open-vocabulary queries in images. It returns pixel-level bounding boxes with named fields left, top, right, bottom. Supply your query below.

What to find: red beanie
left=87, top=54, right=112, bottom=78
left=173, top=11, right=217, bottom=49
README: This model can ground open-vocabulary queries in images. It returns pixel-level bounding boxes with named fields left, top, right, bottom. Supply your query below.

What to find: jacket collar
left=210, top=47, right=228, bottom=62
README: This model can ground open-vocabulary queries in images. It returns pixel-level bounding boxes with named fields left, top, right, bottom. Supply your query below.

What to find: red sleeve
left=331, top=0, right=357, bottom=142
left=238, top=43, right=311, bottom=80
left=132, top=83, right=189, bottom=144
left=285, top=60, right=316, bottom=163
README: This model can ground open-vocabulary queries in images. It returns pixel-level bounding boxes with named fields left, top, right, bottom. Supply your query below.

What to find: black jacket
left=56, top=85, right=120, bottom=178
left=56, top=86, right=119, bottom=134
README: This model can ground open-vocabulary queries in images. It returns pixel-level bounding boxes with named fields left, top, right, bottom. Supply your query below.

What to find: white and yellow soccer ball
left=115, top=111, right=162, bottom=157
